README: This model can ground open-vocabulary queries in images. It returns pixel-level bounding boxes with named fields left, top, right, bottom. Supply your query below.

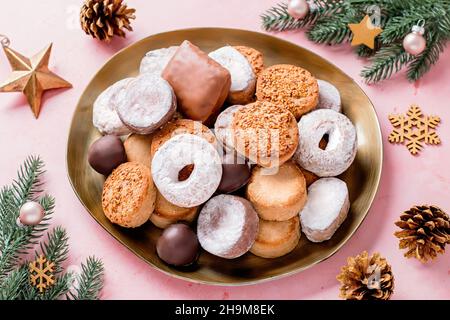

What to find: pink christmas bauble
left=18, top=201, right=45, bottom=226
left=288, top=0, right=309, bottom=20
left=403, top=32, right=426, bottom=55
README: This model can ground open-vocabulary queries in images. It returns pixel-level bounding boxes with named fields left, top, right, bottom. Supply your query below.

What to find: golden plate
left=67, top=28, right=382, bottom=285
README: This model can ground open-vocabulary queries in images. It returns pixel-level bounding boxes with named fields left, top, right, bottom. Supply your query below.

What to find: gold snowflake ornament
left=29, top=255, right=55, bottom=293
left=388, top=104, right=441, bottom=155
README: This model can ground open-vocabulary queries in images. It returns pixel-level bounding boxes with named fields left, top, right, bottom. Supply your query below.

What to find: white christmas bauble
left=288, top=0, right=309, bottom=20
left=403, top=26, right=426, bottom=55
left=18, top=201, right=45, bottom=226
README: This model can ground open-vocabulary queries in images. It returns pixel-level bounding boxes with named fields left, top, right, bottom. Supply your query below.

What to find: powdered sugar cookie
left=300, top=178, right=350, bottom=242
left=151, top=119, right=217, bottom=158
left=93, top=78, right=133, bottom=135
left=197, top=195, right=259, bottom=259
left=139, top=46, right=178, bottom=75
left=117, top=74, right=176, bottom=135
left=294, top=109, right=357, bottom=177
left=151, top=134, right=222, bottom=208
left=234, top=46, right=264, bottom=77
left=209, top=46, right=256, bottom=105
left=316, top=80, right=342, bottom=112
left=214, top=105, right=245, bottom=150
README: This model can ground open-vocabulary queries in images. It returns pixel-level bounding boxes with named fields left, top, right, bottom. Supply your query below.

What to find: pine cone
left=337, top=251, right=394, bottom=300
left=394, top=205, right=450, bottom=263
left=80, top=0, right=136, bottom=42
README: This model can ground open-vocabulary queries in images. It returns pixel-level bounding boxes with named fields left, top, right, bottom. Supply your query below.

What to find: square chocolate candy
left=162, top=41, right=231, bottom=124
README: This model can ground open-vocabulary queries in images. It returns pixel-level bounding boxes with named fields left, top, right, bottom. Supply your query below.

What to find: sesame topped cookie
left=232, top=101, right=299, bottom=168
left=256, top=64, right=319, bottom=119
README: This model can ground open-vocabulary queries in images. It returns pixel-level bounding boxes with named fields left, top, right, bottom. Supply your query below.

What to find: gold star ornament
left=0, top=42, right=72, bottom=118
left=348, top=15, right=383, bottom=49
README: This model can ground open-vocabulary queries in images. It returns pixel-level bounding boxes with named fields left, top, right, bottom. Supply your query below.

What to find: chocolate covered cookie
left=162, top=41, right=231, bottom=124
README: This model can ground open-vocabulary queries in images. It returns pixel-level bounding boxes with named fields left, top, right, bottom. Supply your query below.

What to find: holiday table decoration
left=261, top=0, right=450, bottom=83
left=18, top=201, right=45, bottom=226
left=29, top=255, right=55, bottom=293
left=337, top=251, right=394, bottom=300
left=388, top=104, right=441, bottom=155
left=394, top=205, right=450, bottom=263
left=348, top=15, right=382, bottom=50
left=80, top=0, right=136, bottom=42
left=0, top=36, right=72, bottom=118
left=0, top=156, right=104, bottom=300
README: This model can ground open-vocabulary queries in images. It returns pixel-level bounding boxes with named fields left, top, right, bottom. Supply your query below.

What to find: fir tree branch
left=0, top=265, right=28, bottom=300
left=407, top=33, right=447, bottom=81
left=68, top=257, right=104, bottom=300
left=261, top=1, right=344, bottom=32
left=0, top=156, right=104, bottom=300
left=262, top=0, right=450, bottom=82
left=0, top=156, right=54, bottom=281
left=381, top=3, right=449, bottom=44
left=307, top=11, right=359, bottom=44
left=37, top=227, right=69, bottom=274
left=40, top=273, right=71, bottom=300
left=11, top=155, right=45, bottom=206
left=361, top=44, right=413, bottom=83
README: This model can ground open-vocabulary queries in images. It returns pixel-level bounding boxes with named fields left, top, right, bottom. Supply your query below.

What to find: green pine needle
left=37, top=226, right=69, bottom=274
left=407, top=35, right=447, bottom=81
left=361, top=44, right=413, bottom=83
left=40, top=273, right=72, bottom=300
left=0, top=156, right=104, bottom=300
left=0, top=265, right=28, bottom=300
left=0, top=156, right=53, bottom=280
left=262, top=0, right=450, bottom=82
left=68, top=257, right=104, bottom=300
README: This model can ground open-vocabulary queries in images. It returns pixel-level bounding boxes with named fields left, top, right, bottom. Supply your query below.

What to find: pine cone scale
left=395, top=205, right=449, bottom=262
left=80, top=0, right=135, bottom=42
left=337, top=251, right=394, bottom=300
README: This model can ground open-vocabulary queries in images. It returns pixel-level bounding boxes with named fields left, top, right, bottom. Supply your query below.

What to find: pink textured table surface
left=0, top=0, right=449, bottom=300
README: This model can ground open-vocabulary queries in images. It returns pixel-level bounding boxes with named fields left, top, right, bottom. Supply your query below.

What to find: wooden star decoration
left=0, top=43, right=72, bottom=118
left=348, top=15, right=383, bottom=49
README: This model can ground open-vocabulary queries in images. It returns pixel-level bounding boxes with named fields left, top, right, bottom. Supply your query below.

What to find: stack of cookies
left=87, top=39, right=357, bottom=266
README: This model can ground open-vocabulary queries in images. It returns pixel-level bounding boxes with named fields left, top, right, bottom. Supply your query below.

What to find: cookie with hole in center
left=256, top=64, right=319, bottom=119
left=150, top=118, right=217, bottom=158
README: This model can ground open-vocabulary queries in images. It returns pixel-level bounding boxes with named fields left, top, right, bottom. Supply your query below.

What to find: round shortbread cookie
left=102, top=162, right=156, bottom=228
left=246, top=161, right=307, bottom=221
left=250, top=216, right=300, bottom=258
